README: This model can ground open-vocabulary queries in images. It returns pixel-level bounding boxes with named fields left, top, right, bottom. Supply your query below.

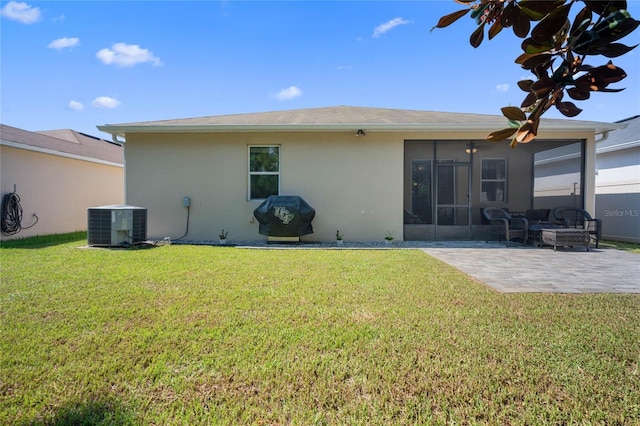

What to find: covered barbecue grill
left=253, top=195, right=315, bottom=239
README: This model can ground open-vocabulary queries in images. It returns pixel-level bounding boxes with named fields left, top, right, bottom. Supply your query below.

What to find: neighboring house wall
left=594, top=116, right=640, bottom=243
left=533, top=142, right=583, bottom=210
left=1, top=126, right=124, bottom=240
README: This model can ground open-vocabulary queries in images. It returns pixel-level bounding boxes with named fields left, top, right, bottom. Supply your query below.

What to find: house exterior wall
left=1, top=145, right=124, bottom=240
left=123, top=129, right=597, bottom=242
left=124, top=132, right=403, bottom=242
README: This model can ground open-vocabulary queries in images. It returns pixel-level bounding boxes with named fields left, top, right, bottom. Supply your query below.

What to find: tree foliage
left=434, top=0, right=639, bottom=147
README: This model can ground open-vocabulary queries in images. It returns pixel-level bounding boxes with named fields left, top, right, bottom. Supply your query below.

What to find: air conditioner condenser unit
left=87, top=205, right=147, bottom=247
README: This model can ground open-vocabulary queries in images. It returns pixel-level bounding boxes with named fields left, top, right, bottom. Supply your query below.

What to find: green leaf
left=432, top=9, right=470, bottom=31
left=501, top=106, right=527, bottom=121
left=501, top=2, right=517, bottom=27
left=521, top=37, right=554, bottom=54
left=574, top=61, right=627, bottom=92
left=598, top=87, right=626, bottom=93
left=567, top=87, right=591, bottom=100
left=487, top=127, right=518, bottom=141
left=594, top=16, right=640, bottom=44
left=593, top=61, right=627, bottom=84
left=521, top=92, right=539, bottom=108
left=594, top=42, right=638, bottom=58
left=508, top=119, right=521, bottom=128
left=531, top=75, right=556, bottom=98
left=570, top=7, right=592, bottom=37
left=488, top=20, right=503, bottom=40
left=517, top=79, right=534, bottom=92
left=470, top=23, right=485, bottom=48
left=585, top=1, right=628, bottom=18
left=556, top=101, right=583, bottom=117
left=517, top=52, right=553, bottom=71
left=470, top=3, right=489, bottom=20
left=516, top=122, right=537, bottom=143
left=512, top=7, right=532, bottom=38
left=519, top=0, right=565, bottom=21
left=531, top=4, right=571, bottom=43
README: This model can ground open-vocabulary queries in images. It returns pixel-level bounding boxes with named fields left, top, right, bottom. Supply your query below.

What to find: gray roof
left=596, top=115, right=640, bottom=153
left=97, top=105, right=623, bottom=139
left=1, top=124, right=123, bottom=165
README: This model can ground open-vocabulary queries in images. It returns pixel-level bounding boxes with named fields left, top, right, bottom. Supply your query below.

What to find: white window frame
left=480, top=158, right=507, bottom=203
left=248, top=145, right=280, bottom=201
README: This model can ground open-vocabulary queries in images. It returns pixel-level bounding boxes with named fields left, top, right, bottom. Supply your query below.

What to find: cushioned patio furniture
left=553, top=207, right=602, bottom=248
left=483, top=207, right=528, bottom=247
left=525, top=209, right=550, bottom=222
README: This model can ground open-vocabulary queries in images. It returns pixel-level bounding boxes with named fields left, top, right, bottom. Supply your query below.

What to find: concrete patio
left=417, top=241, right=640, bottom=293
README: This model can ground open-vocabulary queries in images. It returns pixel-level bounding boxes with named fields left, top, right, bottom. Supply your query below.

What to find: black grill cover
left=253, top=195, right=315, bottom=237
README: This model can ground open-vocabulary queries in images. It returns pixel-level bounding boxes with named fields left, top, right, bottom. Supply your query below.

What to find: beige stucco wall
left=124, top=132, right=403, bottom=242
left=123, top=129, right=597, bottom=242
left=1, top=146, right=124, bottom=240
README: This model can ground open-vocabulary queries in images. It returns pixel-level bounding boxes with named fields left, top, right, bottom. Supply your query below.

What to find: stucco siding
left=124, top=132, right=403, bottom=242
left=1, top=145, right=124, bottom=240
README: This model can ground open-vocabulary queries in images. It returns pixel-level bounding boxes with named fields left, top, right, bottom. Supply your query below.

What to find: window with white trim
left=249, top=146, right=280, bottom=200
left=481, top=158, right=507, bottom=203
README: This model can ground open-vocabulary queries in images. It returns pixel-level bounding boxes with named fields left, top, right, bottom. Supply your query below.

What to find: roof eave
left=97, top=121, right=624, bottom=141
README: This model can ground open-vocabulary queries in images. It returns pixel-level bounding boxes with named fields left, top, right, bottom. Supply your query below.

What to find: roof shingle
left=1, top=124, right=123, bottom=164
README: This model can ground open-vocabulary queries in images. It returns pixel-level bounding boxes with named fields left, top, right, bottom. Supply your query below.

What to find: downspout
left=112, top=134, right=126, bottom=145
left=595, top=130, right=610, bottom=144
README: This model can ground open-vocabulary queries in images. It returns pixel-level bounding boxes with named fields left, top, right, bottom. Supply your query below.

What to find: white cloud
left=496, top=83, right=510, bottom=93
left=96, top=42, right=162, bottom=68
left=91, top=96, right=121, bottom=109
left=372, top=17, right=410, bottom=38
left=68, top=100, right=84, bottom=111
left=48, top=37, right=79, bottom=50
left=271, top=86, right=302, bottom=101
left=1, top=1, right=42, bottom=24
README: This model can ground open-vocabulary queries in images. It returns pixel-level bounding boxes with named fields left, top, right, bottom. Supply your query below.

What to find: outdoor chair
left=482, top=207, right=528, bottom=247
left=553, top=207, right=602, bottom=248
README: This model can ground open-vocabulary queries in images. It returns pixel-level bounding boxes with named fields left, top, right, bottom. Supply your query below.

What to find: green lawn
left=1, top=233, right=639, bottom=425
left=600, top=240, right=640, bottom=254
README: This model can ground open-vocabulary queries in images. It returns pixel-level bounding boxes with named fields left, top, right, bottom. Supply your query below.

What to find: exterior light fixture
left=356, top=129, right=366, bottom=136
left=465, top=142, right=477, bottom=154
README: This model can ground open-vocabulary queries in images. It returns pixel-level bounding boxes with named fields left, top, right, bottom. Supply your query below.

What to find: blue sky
left=2, top=0, right=639, bottom=139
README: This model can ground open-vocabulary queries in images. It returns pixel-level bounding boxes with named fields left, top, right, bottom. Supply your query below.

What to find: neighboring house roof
left=97, top=105, right=624, bottom=140
left=533, top=115, right=638, bottom=165
left=0, top=124, right=123, bottom=166
left=596, top=115, right=640, bottom=154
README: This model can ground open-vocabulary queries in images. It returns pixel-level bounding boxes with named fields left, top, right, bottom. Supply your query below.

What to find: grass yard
left=1, top=233, right=639, bottom=425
